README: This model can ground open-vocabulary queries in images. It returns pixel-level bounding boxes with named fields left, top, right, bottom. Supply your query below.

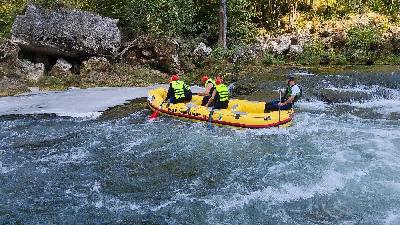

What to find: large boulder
left=12, top=4, right=121, bottom=58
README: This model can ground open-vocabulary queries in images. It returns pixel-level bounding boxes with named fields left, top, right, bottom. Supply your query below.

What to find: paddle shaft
left=149, top=101, right=165, bottom=119
left=208, top=108, right=214, bottom=129
left=278, top=90, right=281, bottom=128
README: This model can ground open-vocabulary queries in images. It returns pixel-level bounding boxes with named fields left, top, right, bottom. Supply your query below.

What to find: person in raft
left=198, top=75, right=216, bottom=106
left=204, top=77, right=230, bottom=109
left=264, top=75, right=302, bottom=112
left=165, top=74, right=192, bottom=104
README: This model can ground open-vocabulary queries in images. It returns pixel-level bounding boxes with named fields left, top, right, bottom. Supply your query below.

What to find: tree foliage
left=0, top=0, right=399, bottom=45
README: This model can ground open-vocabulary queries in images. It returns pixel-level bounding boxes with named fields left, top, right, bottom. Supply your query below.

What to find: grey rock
left=80, top=57, right=111, bottom=83
left=0, top=40, right=19, bottom=64
left=319, top=89, right=372, bottom=104
left=50, top=58, right=73, bottom=78
left=54, top=58, right=72, bottom=72
left=262, top=35, right=311, bottom=56
left=12, top=4, right=121, bottom=58
left=18, top=59, right=45, bottom=82
left=269, top=36, right=291, bottom=54
left=193, top=42, right=212, bottom=58
left=231, top=44, right=263, bottom=63
left=0, top=76, right=29, bottom=97
left=120, top=36, right=181, bottom=73
left=289, top=45, right=303, bottom=55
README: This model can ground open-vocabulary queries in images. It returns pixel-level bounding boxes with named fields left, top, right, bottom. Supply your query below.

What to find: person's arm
left=165, top=84, right=173, bottom=101
left=278, top=96, right=295, bottom=106
left=198, top=83, right=212, bottom=96
left=205, top=89, right=216, bottom=107
left=278, top=85, right=299, bottom=106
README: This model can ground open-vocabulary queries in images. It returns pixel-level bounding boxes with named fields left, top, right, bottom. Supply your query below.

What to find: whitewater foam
left=384, top=210, right=400, bottom=225
left=206, top=169, right=367, bottom=211
left=0, top=85, right=202, bottom=118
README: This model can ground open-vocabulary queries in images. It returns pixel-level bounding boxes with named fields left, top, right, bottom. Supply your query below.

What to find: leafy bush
left=376, top=54, right=400, bottom=65
left=345, top=26, right=381, bottom=64
left=0, top=0, right=26, bottom=37
left=262, top=53, right=285, bottom=65
left=210, top=47, right=234, bottom=61
left=296, top=41, right=325, bottom=65
left=327, top=49, right=348, bottom=65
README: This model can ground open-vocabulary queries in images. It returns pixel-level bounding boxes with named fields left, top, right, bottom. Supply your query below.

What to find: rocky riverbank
left=1, top=4, right=400, bottom=98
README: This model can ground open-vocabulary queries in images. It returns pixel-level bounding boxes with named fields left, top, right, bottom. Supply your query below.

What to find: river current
left=1, top=67, right=400, bottom=224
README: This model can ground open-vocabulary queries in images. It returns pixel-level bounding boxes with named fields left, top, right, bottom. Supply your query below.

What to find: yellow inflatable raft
left=148, top=88, right=294, bottom=128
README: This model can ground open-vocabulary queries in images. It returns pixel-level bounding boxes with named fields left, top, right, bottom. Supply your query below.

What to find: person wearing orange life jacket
left=205, top=77, right=230, bottom=109
left=165, top=74, right=192, bottom=104
left=198, top=75, right=217, bottom=106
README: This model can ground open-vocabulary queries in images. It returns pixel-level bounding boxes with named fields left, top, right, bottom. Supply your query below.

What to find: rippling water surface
left=1, top=68, right=400, bottom=224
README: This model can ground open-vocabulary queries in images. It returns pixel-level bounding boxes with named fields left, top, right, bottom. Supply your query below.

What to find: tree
left=218, top=0, right=227, bottom=48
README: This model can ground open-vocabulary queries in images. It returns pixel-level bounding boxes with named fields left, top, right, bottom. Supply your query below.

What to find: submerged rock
left=12, top=4, right=121, bottom=58
left=319, top=89, right=373, bottom=104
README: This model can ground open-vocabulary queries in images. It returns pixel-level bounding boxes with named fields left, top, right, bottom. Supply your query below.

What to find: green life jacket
left=171, top=80, right=185, bottom=99
left=283, top=84, right=302, bottom=102
left=205, top=79, right=216, bottom=96
left=216, top=83, right=230, bottom=102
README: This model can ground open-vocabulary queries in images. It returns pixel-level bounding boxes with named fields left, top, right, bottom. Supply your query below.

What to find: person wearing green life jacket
left=198, top=75, right=216, bottom=106
left=165, top=74, right=192, bottom=104
left=205, top=77, right=230, bottom=109
left=264, top=75, right=302, bottom=112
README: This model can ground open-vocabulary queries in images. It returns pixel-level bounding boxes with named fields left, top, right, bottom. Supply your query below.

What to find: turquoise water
left=1, top=69, right=400, bottom=224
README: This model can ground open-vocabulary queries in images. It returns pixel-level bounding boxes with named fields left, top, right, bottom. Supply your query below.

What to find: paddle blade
left=149, top=110, right=159, bottom=119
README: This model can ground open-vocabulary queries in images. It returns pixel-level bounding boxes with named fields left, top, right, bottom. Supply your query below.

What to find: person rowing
left=198, top=75, right=216, bottom=106
left=264, top=75, right=302, bottom=112
left=204, top=77, right=230, bottom=109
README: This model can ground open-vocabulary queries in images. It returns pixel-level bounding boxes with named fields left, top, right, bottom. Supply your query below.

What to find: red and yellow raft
left=148, top=88, right=294, bottom=128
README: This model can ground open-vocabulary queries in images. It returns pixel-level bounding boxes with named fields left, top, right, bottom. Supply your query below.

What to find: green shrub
left=210, top=47, right=234, bottom=61
left=262, top=53, right=285, bottom=65
left=327, top=49, right=347, bottom=65
left=376, top=54, right=400, bottom=65
left=0, top=0, right=27, bottom=37
left=345, top=26, right=381, bottom=64
left=38, top=75, right=79, bottom=90
left=296, top=41, right=325, bottom=65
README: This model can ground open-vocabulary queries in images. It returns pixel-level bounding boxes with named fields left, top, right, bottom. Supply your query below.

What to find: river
left=1, top=66, right=399, bottom=224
